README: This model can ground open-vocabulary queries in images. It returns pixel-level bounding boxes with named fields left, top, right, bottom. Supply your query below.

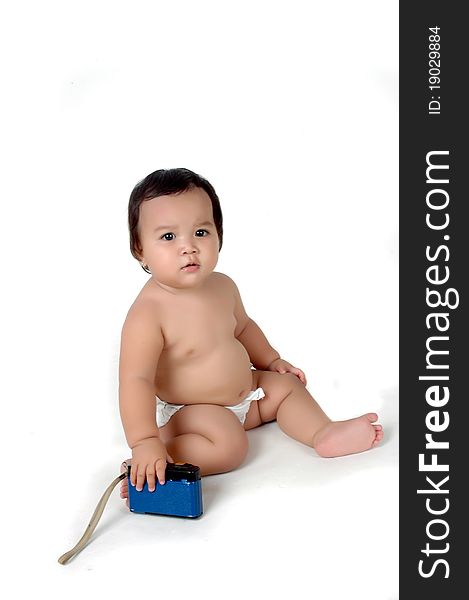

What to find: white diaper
left=156, top=387, right=265, bottom=428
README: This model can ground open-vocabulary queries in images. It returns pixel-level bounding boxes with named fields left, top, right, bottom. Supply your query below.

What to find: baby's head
left=128, top=168, right=223, bottom=280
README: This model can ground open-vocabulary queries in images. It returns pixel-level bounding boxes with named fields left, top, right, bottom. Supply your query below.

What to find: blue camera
left=127, top=462, right=203, bottom=518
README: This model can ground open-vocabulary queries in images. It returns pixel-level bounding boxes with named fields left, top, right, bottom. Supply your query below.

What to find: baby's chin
left=153, top=269, right=213, bottom=291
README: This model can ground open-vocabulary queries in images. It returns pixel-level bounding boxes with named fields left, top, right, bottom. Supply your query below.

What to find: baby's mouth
left=181, top=262, right=200, bottom=270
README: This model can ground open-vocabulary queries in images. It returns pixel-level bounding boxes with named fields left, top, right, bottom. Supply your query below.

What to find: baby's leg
left=120, top=404, right=250, bottom=501
left=252, top=371, right=383, bottom=457
left=159, top=404, right=250, bottom=474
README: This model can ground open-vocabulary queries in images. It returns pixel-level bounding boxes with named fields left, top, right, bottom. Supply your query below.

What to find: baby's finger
left=146, top=467, right=156, bottom=492
left=130, top=464, right=137, bottom=487
left=297, top=369, right=307, bottom=385
left=136, top=465, right=146, bottom=491
left=291, top=367, right=304, bottom=383
left=156, top=458, right=166, bottom=485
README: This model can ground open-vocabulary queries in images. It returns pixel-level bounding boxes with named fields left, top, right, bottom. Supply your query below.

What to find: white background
left=0, top=1, right=398, bottom=598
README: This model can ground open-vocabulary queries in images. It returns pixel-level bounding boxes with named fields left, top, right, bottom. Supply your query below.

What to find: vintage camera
left=126, top=461, right=203, bottom=518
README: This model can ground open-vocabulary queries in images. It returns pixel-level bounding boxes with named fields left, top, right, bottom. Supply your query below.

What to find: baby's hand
left=268, top=358, right=307, bottom=386
left=130, top=437, right=174, bottom=492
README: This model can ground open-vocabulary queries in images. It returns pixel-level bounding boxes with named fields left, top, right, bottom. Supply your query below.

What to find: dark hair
left=128, top=168, right=223, bottom=274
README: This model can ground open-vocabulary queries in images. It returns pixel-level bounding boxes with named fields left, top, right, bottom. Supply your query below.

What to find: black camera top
left=125, top=461, right=201, bottom=482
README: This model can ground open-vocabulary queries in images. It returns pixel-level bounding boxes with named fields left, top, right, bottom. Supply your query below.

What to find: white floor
left=36, top=391, right=397, bottom=600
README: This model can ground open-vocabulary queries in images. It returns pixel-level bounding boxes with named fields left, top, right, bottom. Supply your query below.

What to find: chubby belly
left=155, top=338, right=254, bottom=406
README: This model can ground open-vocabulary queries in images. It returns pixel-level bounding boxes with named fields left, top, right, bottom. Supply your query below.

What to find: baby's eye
left=195, top=229, right=209, bottom=237
left=161, top=233, right=175, bottom=241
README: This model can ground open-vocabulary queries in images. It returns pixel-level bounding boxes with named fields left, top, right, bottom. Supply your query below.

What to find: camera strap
left=58, top=472, right=126, bottom=565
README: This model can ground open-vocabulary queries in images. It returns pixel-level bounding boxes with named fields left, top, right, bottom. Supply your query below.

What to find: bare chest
left=160, top=294, right=236, bottom=359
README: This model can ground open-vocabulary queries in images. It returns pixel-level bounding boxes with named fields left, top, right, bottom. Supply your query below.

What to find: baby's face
left=137, top=187, right=220, bottom=290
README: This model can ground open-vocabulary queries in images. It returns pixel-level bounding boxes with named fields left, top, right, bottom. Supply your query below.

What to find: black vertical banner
left=400, top=2, right=466, bottom=597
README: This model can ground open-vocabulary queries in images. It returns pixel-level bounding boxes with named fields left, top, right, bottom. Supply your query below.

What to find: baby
left=119, top=168, right=383, bottom=499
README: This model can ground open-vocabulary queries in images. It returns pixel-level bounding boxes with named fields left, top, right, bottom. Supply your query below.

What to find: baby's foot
left=120, top=459, right=130, bottom=509
left=312, top=413, right=383, bottom=458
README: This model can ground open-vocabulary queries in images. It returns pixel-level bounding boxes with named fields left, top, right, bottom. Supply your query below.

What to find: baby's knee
left=277, top=372, right=304, bottom=394
left=216, top=430, right=249, bottom=472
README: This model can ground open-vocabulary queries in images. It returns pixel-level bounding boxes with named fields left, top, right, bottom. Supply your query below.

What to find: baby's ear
left=135, top=252, right=147, bottom=269
left=132, top=243, right=144, bottom=262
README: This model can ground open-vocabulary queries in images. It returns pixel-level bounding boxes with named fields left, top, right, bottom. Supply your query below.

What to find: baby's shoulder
left=123, top=288, right=163, bottom=329
left=210, top=271, right=238, bottom=292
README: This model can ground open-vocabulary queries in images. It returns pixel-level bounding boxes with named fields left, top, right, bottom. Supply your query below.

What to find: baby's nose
left=181, top=244, right=198, bottom=254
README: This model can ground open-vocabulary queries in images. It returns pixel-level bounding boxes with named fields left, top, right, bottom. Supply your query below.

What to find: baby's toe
left=372, top=428, right=384, bottom=445
left=120, top=459, right=131, bottom=502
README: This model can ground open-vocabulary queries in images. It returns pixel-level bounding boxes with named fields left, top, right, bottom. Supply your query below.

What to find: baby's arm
left=231, top=278, right=306, bottom=383
left=119, top=301, right=172, bottom=490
